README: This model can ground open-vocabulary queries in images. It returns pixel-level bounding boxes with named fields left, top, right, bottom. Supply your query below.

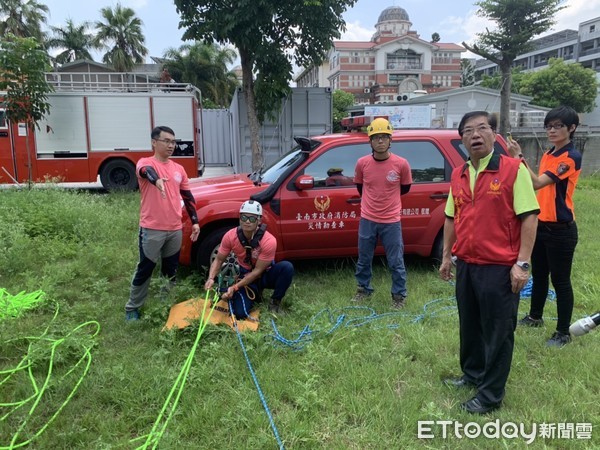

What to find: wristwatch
left=516, top=261, right=530, bottom=270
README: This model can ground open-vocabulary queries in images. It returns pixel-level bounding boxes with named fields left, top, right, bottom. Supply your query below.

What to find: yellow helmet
left=367, top=118, right=393, bottom=137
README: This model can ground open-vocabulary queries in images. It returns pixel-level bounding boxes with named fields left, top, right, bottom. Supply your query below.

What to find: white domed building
left=296, top=5, right=464, bottom=104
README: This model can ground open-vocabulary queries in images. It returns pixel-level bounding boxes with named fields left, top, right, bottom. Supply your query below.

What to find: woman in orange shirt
left=508, top=105, right=582, bottom=347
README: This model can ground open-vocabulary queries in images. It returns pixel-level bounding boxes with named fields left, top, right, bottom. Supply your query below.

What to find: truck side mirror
left=294, top=175, right=314, bottom=190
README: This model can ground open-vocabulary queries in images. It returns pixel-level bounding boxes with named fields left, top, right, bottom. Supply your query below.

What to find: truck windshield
left=254, top=146, right=304, bottom=184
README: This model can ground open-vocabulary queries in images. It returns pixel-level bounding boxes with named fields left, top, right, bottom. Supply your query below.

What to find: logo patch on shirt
left=386, top=170, right=400, bottom=183
left=174, top=171, right=183, bottom=183
left=488, top=178, right=501, bottom=195
left=557, top=162, right=570, bottom=176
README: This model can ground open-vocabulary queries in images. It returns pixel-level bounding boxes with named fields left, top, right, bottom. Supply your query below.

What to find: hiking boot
left=546, top=331, right=571, bottom=348
left=351, top=287, right=371, bottom=302
left=392, top=293, right=406, bottom=309
left=519, top=314, right=544, bottom=327
left=268, top=297, right=283, bottom=314
left=126, top=309, right=140, bottom=321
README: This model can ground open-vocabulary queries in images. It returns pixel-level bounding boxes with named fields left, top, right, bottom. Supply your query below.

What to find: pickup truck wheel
left=196, top=227, right=236, bottom=271
left=100, top=159, right=138, bottom=191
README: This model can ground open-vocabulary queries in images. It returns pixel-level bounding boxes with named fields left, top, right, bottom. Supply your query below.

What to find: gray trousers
left=125, top=228, right=182, bottom=311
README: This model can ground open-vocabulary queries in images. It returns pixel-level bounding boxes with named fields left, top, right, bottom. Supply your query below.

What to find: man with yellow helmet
left=352, top=118, right=413, bottom=308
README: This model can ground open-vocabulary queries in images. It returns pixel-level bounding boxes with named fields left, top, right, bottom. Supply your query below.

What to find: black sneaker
left=392, top=294, right=406, bottom=309
left=546, top=331, right=571, bottom=347
left=125, top=309, right=140, bottom=321
left=268, top=298, right=283, bottom=314
left=351, top=287, right=371, bottom=302
left=519, top=314, right=544, bottom=327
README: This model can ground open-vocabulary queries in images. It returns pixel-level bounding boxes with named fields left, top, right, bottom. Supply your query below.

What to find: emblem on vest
left=488, top=178, right=501, bottom=195
left=454, top=191, right=465, bottom=224
left=557, top=162, right=570, bottom=176
left=314, top=195, right=331, bottom=212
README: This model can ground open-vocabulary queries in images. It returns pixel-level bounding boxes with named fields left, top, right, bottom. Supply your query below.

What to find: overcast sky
left=40, top=0, right=600, bottom=65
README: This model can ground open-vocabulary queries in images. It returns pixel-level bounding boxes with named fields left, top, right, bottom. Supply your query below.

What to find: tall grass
left=0, top=181, right=599, bottom=449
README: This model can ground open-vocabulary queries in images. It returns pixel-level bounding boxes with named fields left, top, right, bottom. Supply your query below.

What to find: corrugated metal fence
left=200, top=87, right=332, bottom=174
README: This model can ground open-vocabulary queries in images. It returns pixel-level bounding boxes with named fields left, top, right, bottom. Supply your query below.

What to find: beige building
left=296, top=6, right=464, bottom=104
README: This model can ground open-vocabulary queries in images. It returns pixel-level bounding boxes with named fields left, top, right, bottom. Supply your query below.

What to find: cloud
left=341, top=21, right=373, bottom=41
left=123, top=0, right=149, bottom=10
left=442, top=9, right=494, bottom=45
left=553, top=0, right=600, bottom=30
left=458, top=0, right=600, bottom=44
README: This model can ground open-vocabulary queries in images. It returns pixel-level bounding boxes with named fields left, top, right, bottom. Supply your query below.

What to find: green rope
left=0, top=299, right=100, bottom=450
left=0, top=289, right=46, bottom=320
left=132, top=290, right=220, bottom=450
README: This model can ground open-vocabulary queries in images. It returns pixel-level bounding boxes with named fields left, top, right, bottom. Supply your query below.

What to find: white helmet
left=240, top=200, right=262, bottom=216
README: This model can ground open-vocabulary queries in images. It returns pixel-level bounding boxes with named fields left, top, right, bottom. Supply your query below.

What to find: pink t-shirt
left=136, top=156, right=190, bottom=230
left=354, top=153, right=412, bottom=223
left=218, top=227, right=277, bottom=271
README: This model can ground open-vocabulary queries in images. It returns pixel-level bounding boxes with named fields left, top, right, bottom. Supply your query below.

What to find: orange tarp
left=163, top=298, right=260, bottom=332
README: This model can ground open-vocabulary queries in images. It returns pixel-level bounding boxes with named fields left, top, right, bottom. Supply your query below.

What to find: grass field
left=1, top=179, right=599, bottom=449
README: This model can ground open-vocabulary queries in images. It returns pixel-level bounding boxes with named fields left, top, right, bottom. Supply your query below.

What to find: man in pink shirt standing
left=125, top=126, right=200, bottom=321
left=352, top=118, right=412, bottom=308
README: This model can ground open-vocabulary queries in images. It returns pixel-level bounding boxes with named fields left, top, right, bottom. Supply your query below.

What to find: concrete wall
left=511, top=127, right=600, bottom=176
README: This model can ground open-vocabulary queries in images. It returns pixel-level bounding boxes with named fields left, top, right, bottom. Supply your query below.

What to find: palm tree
left=162, top=42, right=239, bottom=107
left=0, top=0, right=49, bottom=41
left=47, top=19, right=99, bottom=64
left=94, top=3, right=147, bottom=72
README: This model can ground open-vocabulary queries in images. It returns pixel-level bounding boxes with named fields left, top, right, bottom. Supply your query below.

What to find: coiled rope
left=267, top=278, right=557, bottom=352
left=1, top=291, right=100, bottom=450
left=267, top=297, right=459, bottom=352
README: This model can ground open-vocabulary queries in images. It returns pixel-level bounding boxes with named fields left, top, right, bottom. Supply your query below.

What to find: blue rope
left=229, top=301, right=285, bottom=450
left=519, top=277, right=556, bottom=300
left=267, top=277, right=558, bottom=351
left=267, top=298, right=458, bottom=351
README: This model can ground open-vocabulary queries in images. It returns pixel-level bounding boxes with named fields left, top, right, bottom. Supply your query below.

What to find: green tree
left=94, top=3, right=147, bottom=72
left=0, top=0, right=49, bottom=41
left=0, top=34, right=52, bottom=184
left=174, top=0, right=357, bottom=170
left=479, top=67, right=526, bottom=92
left=519, top=58, right=598, bottom=113
left=462, top=0, right=564, bottom=135
left=47, top=19, right=99, bottom=64
left=162, top=42, right=239, bottom=108
left=332, top=89, right=355, bottom=132
left=431, top=32, right=440, bottom=43
left=460, top=58, right=475, bottom=87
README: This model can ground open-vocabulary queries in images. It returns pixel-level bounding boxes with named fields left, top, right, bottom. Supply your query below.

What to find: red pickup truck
left=180, top=129, right=508, bottom=269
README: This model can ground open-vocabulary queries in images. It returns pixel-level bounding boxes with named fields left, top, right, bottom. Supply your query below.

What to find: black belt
left=539, top=221, right=574, bottom=230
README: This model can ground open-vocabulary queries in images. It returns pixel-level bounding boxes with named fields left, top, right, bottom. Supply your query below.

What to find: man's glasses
left=370, top=134, right=390, bottom=142
left=155, top=138, right=177, bottom=146
left=461, top=125, right=493, bottom=136
left=240, top=214, right=258, bottom=223
left=544, top=124, right=566, bottom=131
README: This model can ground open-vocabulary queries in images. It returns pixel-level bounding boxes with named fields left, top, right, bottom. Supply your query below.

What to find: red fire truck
left=0, top=72, right=202, bottom=189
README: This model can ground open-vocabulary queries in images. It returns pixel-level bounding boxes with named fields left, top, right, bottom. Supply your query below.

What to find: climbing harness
left=217, top=253, right=259, bottom=321
left=236, top=224, right=267, bottom=269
